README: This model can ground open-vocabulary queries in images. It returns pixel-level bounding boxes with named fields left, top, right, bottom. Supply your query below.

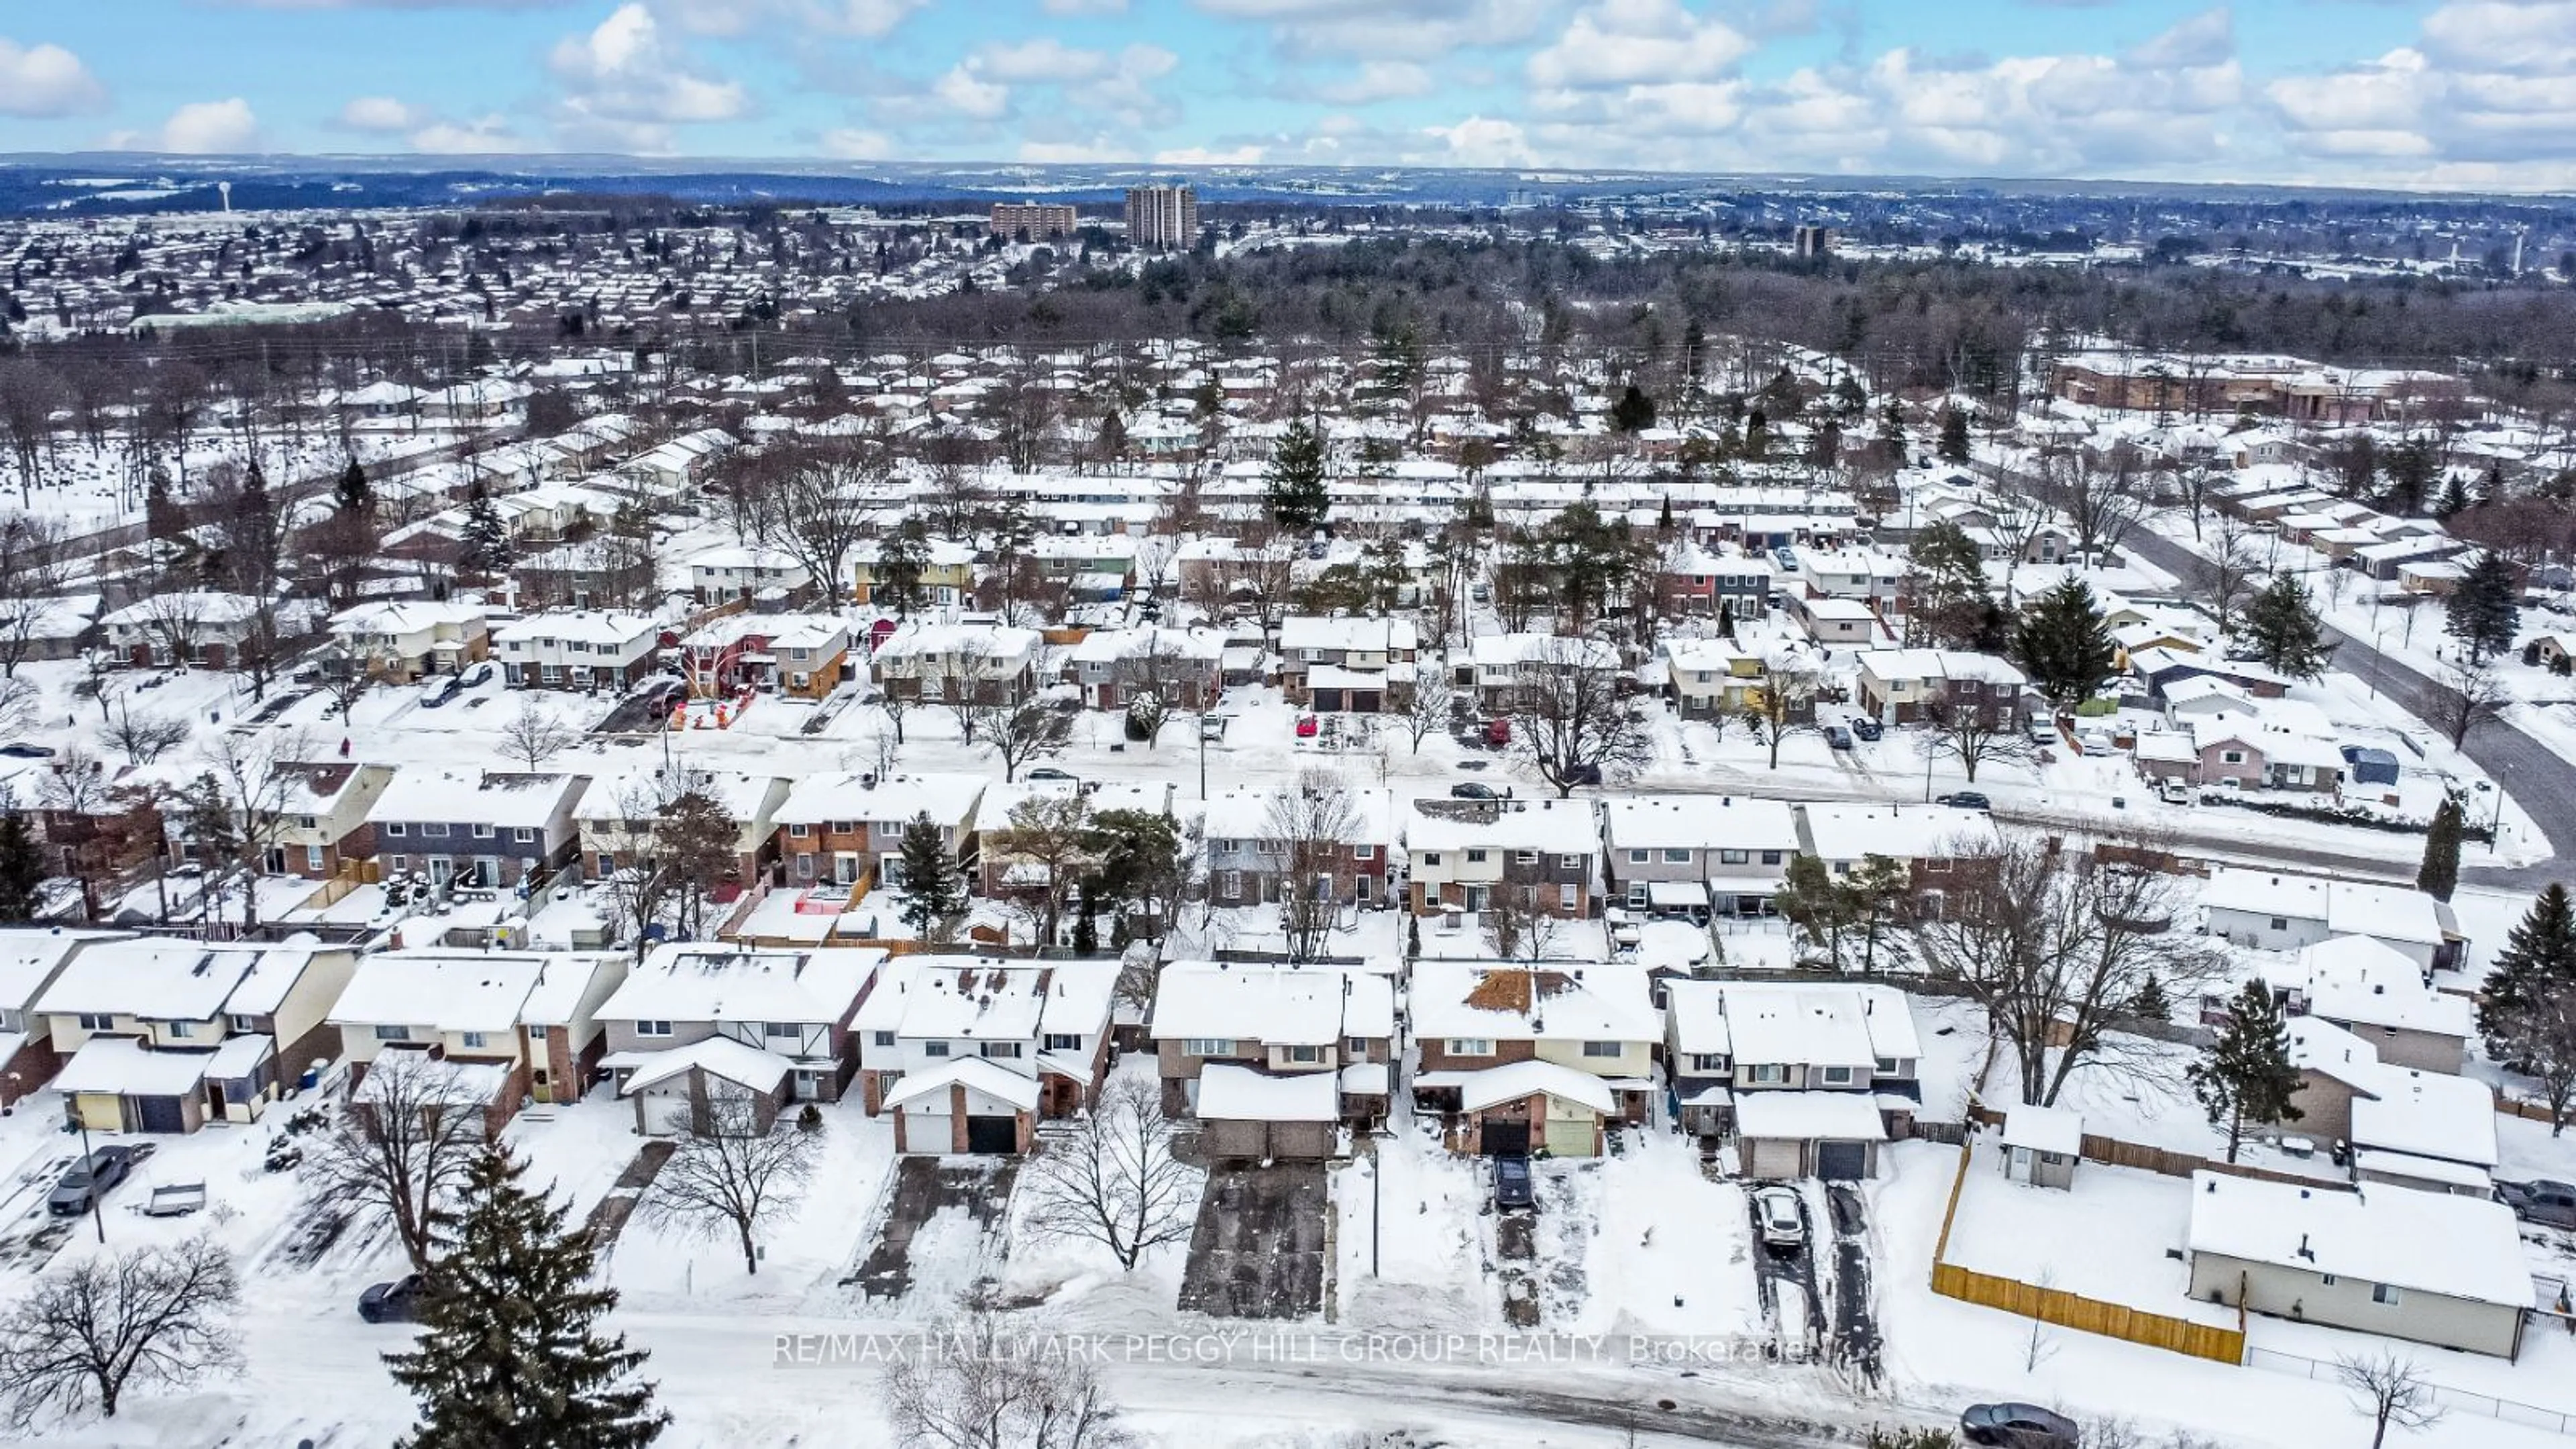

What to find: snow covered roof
left=1410, top=960, right=1659, bottom=1044
left=491, top=610, right=659, bottom=647
left=329, top=950, right=555, bottom=1034
left=35, top=938, right=278, bottom=1021
left=2349, top=1065, right=2497, bottom=1168
left=53, top=1036, right=222, bottom=1097
left=1666, top=981, right=1921, bottom=1066
left=773, top=772, right=985, bottom=828
left=1405, top=797, right=1599, bottom=855
left=1798, top=804, right=2000, bottom=863
left=2000, top=1105, right=2085, bottom=1157
left=1197, top=1063, right=1338, bottom=1122
left=1150, top=961, right=1392, bottom=1046
left=1731, top=1090, right=1890, bottom=1141
left=354, top=1051, right=512, bottom=1106
left=2289, top=936, right=2472, bottom=1040
left=2186, top=1173, right=2528, bottom=1308
left=600, top=944, right=883, bottom=1026
left=1277, top=615, right=1418, bottom=653
left=882, top=1055, right=1040, bottom=1112
left=0, top=929, right=123, bottom=1009
left=609, top=1036, right=796, bottom=1096
left=370, top=768, right=582, bottom=830
left=1599, top=795, right=1799, bottom=853
left=1447, top=1059, right=1616, bottom=1116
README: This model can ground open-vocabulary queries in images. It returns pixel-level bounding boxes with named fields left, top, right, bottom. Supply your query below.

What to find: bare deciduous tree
left=498, top=696, right=577, bottom=770
left=967, top=700, right=1066, bottom=784
left=0, top=514, right=70, bottom=679
left=729, top=437, right=893, bottom=602
left=1482, top=883, right=1568, bottom=962
left=195, top=727, right=317, bottom=934
left=0, top=1234, right=241, bottom=1425
left=301, top=1050, right=496, bottom=1273
left=2335, top=1351, right=2443, bottom=1449
left=1267, top=771, right=1360, bottom=963
left=883, top=1307, right=1130, bottom=1449
left=1738, top=665, right=1820, bottom=770
left=637, top=1095, right=820, bottom=1276
left=2051, top=449, right=2148, bottom=567
left=1404, top=658, right=1454, bottom=753
left=1925, top=697, right=2038, bottom=784
left=95, top=682, right=191, bottom=765
left=2430, top=657, right=2507, bottom=749
left=1505, top=635, right=1653, bottom=797
left=1019, top=1074, right=1198, bottom=1272
left=2196, top=515, right=2267, bottom=640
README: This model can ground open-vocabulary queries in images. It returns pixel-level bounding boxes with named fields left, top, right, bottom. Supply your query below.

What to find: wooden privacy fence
left=1928, top=1138, right=2249, bottom=1366
left=1957, top=1103, right=2353, bottom=1191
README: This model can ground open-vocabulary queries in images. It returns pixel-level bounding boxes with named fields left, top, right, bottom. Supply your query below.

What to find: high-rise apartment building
left=1794, top=224, right=1837, bottom=258
left=989, top=202, right=1079, bottom=239
left=1124, top=184, right=1199, bottom=249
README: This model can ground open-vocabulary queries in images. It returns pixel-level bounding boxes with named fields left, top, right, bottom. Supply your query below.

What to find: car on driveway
left=1936, top=791, right=1992, bottom=810
left=1960, top=1403, right=2080, bottom=1447
left=1847, top=715, right=1882, bottom=741
left=1823, top=724, right=1854, bottom=750
left=1492, top=1155, right=1536, bottom=1212
left=359, top=1274, right=426, bottom=1324
left=1024, top=767, right=1079, bottom=784
left=46, top=1146, right=138, bottom=1217
left=2498, top=1179, right=2576, bottom=1230
left=1751, top=1185, right=1805, bottom=1252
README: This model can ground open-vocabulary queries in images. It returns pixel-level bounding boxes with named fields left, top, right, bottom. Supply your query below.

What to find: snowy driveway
left=845, top=1157, right=1018, bottom=1304
left=1177, top=1161, right=1327, bottom=1318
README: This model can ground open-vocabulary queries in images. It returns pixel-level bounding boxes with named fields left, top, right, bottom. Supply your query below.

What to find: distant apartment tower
left=989, top=202, right=1078, bottom=240
left=1794, top=225, right=1837, bottom=258
left=1125, top=184, right=1199, bottom=249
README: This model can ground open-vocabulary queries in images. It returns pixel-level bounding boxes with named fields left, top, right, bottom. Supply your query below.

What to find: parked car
left=46, top=1146, right=138, bottom=1218
left=1936, top=792, right=1992, bottom=811
left=1450, top=782, right=1499, bottom=801
left=2157, top=779, right=2193, bottom=806
left=1751, top=1185, right=1805, bottom=1251
left=2027, top=716, right=2058, bottom=743
left=2078, top=732, right=2116, bottom=757
left=1492, top=1154, right=1536, bottom=1211
left=1823, top=725, right=1854, bottom=751
left=1960, top=1403, right=2080, bottom=1448
left=1024, top=767, right=1079, bottom=784
left=1295, top=715, right=1320, bottom=739
left=1847, top=715, right=1882, bottom=742
left=358, top=1274, right=426, bottom=1324
left=1559, top=762, right=1604, bottom=786
left=2498, top=1179, right=2576, bottom=1230
left=0, top=742, right=57, bottom=759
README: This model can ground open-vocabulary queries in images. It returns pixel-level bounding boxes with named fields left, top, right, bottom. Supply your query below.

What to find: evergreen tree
left=1878, top=395, right=1906, bottom=453
left=0, top=810, right=44, bottom=921
left=1904, top=519, right=1990, bottom=648
left=893, top=812, right=961, bottom=939
left=1071, top=881, right=1099, bottom=955
left=2188, top=979, right=2304, bottom=1163
left=385, top=1145, right=667, bottom=1449
left=2477, top=459, right=2509, bottom=506
left=2436, top=472, right=2472, bottom=518
left=2012, top=577, right=2118, bottom=712
left=2241, top=574, right=2332, bottom=680
left=2481, top=884, right=2576, bottom=1048
left=459, top=482, right=513, bottom=577
left=2445, top=552, right=2520, bottom=662
left=1807, top=417, right=1842, bottom=465
left=335, top=458, right=372, bottom=513
left=2417, top=795, right=2465, bottom=903
left=874, top=519, right=930, bottom=619
left=1655, top=492, right=1674, bottom=535
left=1741, top=407, right=1770, bottom=460
left=2129, top=972, right=2171, bottom=1021
left=1609, top=384, right=1656, bottom=434
left=1935, top=405, right=1972, bottom=464
left=1264, top=418, right=1330, bottom=532
left=144, top=470, right=184, bottom=543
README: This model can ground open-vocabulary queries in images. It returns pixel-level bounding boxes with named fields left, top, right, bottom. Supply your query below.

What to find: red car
left=1295, top=715, right=1320, bottom=738
left=1485, top=718, right=1511, bottom=746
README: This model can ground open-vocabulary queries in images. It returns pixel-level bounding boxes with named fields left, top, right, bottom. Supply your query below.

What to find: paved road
left=1981, top=460, right=2572, bottom=888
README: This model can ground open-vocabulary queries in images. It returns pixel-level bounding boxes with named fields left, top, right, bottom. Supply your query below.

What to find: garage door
left=1743, top=1138, right=1803, bottom=1179
left=642, top=1095, right=694, bottom=1138
left=965, top=1115, right=1018, bottom=1155
left=1480, top=1119, right=1530, bottom=1155
left=1543, top=1116, right=1597, bottom=1158
left=137, top=1094, right=188, bottom=1134
left=905, top=1110, right=955, bottom=1152
left=1816, top=1140, right=1869, bottom=1181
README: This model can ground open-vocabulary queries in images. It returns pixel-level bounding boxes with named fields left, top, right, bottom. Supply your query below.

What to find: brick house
left=1276, top=615, right=1417, bottom=709
left=270, top=761, right=396, bottom=879
left=1149, top=960, right=1397, bottom=1154
left=1408, top=959, right=1660, bottom=1157
left=1663, top=979, right=1921, bottom=1177
left=1599, top=795, right=1801, bottom=919
left=851, top=955, right=1120, bottom=1153
left=678, top=614, right=851, bottom=701
left=492, top=610, right=661, bottom=692
left=773, top=772, right=986, bottom=891
left=328, top=949, right=629, bottom=1126
left=361, top=767, right=589, bottom=891
left=324, top=600, right=492, bottom=683
left=1200, top=784, right=1396, bottom=910
left=595, top=943, right=885, bottom=1130
left=1852, top=648, right=2029, bottom=728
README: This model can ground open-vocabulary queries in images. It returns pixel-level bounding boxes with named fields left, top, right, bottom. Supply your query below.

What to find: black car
left=1559, top=762, right=1604, bottom=786
left=46, top=1146, right=138, bottom=1217
left=1492, top=1155, right=1536, bottom=1211
left=0, top=743, right=57, bottom=759
left=1937, top=791, right=1992, bottom=810
left=359, top=1275, right=427, bottom=1324
left=1823, top=725, right=1854, bottom=751
left=1960, top=1403, right=2079, bottom=1448
left=1449, top=782, right=1499, bottom=801
left=1847, top=715, right=1883, bottom=742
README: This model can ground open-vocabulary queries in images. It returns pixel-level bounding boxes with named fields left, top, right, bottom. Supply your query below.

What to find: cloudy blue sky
left=1, top=1, right=2572, bottom=188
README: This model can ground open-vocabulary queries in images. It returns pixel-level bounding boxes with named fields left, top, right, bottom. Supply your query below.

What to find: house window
left=1821, top=1065, right=1856, bottom=1086
left=422, top=822, right=449, bottom=839
left=528, top=1025, right=547, bottom=1042
left=374, top=1024, right=410, bottom=1041
left=870, top=1030, right=896, bottom=1049
left=1420, top=852, right=1440, bottom=867
left=1183, top=1038, right=1234, bottom=1057
left=1580, top=1040, right=1620, bottom=1059
left=1745, top=1063, right=1788, bottom=1085
left=922, top=1040, right=949, bottom=1057
left=229, top=1014, right=259, bottom=1033
left=1465, top=849, right=1487, bottom=863
left=2372, top=1283, right=2402, bottom=1306
left=1210, top=839, right=1236, bottom=853
left=1761, top=850, right=1784, bottom=866
left=1044, top=1033, right=1081, bottom=1052
left=1628, top=849, right=1649, bottom=864
left=164, top=1020, right=194, bottom=1039
left=1688, top=1053, right=1725, bottom=1073
left=1346, top=1036, right=1368, bottom=1055
left=1663, top=849, right=1690, bottom=864
left=1515, top=851, right=1538, bottom=865
left=74, top=1012, right=113, bottom=1031
left=1559, top=883, right=1578, bottom=910
left=1284, top=1044, right=1323, bottom=1064
left=1719, top=849, right=1749, bottom=865
left=2269, top=916, right=2289, bottom=932
left=1446, top=1038, right=1495, bottom=1057
left=472, top=823, right=494, bottom=840
left=461, top=1032, right=486, bottom=1050
left=790, top=823, right=810, bottom=838
left=305, top=845, right=325, bottom=871
left=514, top=828, right=535, bottom=844
left=1354, top=845, right=1377, bottom=861
left=981, top=1042, right=1024, bottom=1059
left=635, top=1020, right=672, bottom=1038
left=1874, top=1057, right=1898, bottom=1075
left=763, top=1022, right=800, bottom=1039
left=385, top=822, right=408, bottom=838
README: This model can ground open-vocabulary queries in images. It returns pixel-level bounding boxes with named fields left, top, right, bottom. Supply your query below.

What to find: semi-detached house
left=852, top=955, right=1120, bottom=1155
left=1600, top=795, right=1800, bottom=919
left=773, top=772, right=985, bottom=890
left=363, top=767, right=588, bottom=891
left=492, top=610, right=660, bottom=692
left=1150, top=960, right=1396, bottom=1158
left=1663, top=979, right=1921, bottom=1179
left=328, top=948, right=628, bottom=1124
left=596, top=943, right=882, bottom=1134
left=1409, top=959, right=1660, bottom=1158
left=1405, top=798, right=1599, bottom=919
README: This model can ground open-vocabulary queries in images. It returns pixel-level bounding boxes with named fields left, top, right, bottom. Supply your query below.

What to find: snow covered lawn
left=1940, top=1145, right=2233, bottom=1328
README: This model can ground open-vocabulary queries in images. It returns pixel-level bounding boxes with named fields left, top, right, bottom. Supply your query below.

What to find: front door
left=427, top=857, right=453, bottom=888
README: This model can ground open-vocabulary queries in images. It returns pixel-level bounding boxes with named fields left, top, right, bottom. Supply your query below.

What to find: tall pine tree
left=1263, top=418, right=1330, bottom=533
left=2012, top=576, right=2118, bottom=712
left=384, top=1145, right=667, bottom=1449
left=2188, top=979, right=2304, bottom=1163
left=459, top=482, right=513, bottom=578
left=1935, top=405, right=1972, bottom=464
left=893, top=812, right=961, bottom=939
left=2417, top=795, right=2465, bottom=903
left=2445, top=551, right=2520, bottom=663
left=2481, top=883, right=2576, bottom=1050
left=0, top=810, right=44, bottom=921
left=2241, top=574, right=2332, bottom=680
left=335, top=457, right=372, bottom=513
left=1904, top=519, right=1990, bottom=648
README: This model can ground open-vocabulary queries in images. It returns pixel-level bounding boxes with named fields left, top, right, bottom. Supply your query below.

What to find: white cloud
left=933, top=39, right=1178, bottom=127
left=655, top=0, right=923, bottom=37
left=157, top=98, right=262, bottom=153
left=1018, top=136, right=1130, bottom=163
left=1155, top=142, right=1266, bottom=163
left=336, top=95, right=425, bottom=131
left=819, top=126, right=894, bottom=158
left=1423, top=113, right=1534, bottom=167
left=409, top=115, right=540, bottom=152
left=1313, top=60, right=1433, bottom=104
left=1195, top=0, right=1551, bottom=61
left=549, top=3, right=746, bottom=127
left=0, top=37, right=107, bottom=118
left=931, top=66, right=1011, bottom=119
left=1042, top=0, right=1128, bottom=12
left=1526, top=0, right=1754, bottom=90
left=2421, top=0, right=2576, bottom=76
